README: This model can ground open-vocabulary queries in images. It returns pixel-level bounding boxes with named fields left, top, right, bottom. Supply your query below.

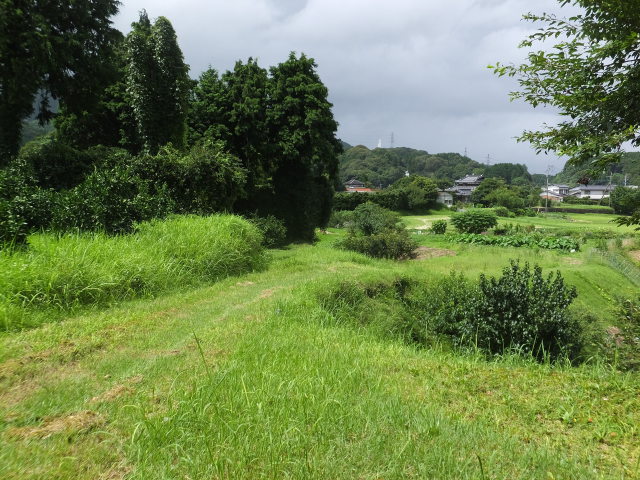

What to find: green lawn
left=402, top=211, right=638, bottom=234
left=1, top=218, right=639, bottom=479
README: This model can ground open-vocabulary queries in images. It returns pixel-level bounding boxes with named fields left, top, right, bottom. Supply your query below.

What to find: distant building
left=344, top=178, right=365, bottom=190
left=344, top=178, right=377, bottom=193
left=446, top=174, right=484, bottom=202
left=548, top=184, right=571, bottom=196
left=437, top=191, right=454, bottom=207
left=567, top=184, right=615, bottom=200
left=540, top=190, right=564, bottom=202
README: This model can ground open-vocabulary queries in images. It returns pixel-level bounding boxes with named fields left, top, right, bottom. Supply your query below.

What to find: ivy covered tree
left=266, top=53, right=342, bottom=240
left=0, top=0, right=121, bottom=164
left=126, top=11, right=190, bottom=153
left=55, top=38, right=141, bottom=152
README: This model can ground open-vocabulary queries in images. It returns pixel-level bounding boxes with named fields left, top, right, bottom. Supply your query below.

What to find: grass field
left=1, top=214, right=639, bottom=479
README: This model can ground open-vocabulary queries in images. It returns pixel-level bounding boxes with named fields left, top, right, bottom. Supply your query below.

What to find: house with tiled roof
left=446, top=174, right=484, bottom=202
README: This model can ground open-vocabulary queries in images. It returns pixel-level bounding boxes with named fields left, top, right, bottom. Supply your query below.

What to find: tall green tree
left=221, top=59, right=271, bottom=189
left=0, top=0, right=121, bottom=164
left=266, top=53, right=342, bottom=240
left=189, top=60, right=272, bottom=190
left=126, top=11, right=190, bottom=153
left=492, top=0, right=640, bottom=172
left=55, top=37, right=141, bottom=153
left=188, top=68, right=229, bottom=146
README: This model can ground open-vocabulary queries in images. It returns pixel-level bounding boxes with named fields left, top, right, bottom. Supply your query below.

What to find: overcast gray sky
left=113, top=0, right=577, bottom=174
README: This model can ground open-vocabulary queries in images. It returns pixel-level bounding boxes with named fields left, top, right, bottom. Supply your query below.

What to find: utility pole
left=545, top=165, right=555, bottom=214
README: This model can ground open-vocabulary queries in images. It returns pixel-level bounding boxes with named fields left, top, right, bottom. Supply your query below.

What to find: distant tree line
left=0, top=5, right=341, bottom=244
left=338, top=145, right=536, bottom=189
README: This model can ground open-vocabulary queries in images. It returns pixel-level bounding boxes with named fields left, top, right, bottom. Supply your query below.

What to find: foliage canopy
left=493, top=0, right=640, bottom=171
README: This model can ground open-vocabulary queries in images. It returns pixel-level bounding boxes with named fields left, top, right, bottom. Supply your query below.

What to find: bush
left=450, top=209, right=498, bottom=233
left=0, top=215, right=266, bottom=330
left=17, top=138, right=96, bottom=190
left=0, top=163, right=57, bottom=245
left=430, top=219, right=448, bottom=234
left=350, top=202, right=401, bottom=235
left=470, top=262, right=579, bottom=359
left=328, top=210, right=354, bottom=228
left=337, top=202, right=417, bottom=259
left=332, top=192, right=370, bottom=211
left=129, top=141, right=247, bottom=214
left=339, top=230, right=417, bottom=260
left=247, top=214, right=287, bottom=248
left=409, top=262, right=581, bottom=360
left=52, top=164, right=175, bottom=234
left=493, top=206, right=512, bottom=217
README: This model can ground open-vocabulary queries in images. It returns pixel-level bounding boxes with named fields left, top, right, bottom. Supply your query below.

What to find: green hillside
left=554, top=152, right=640, bottom=186
left=339, top=145, right=484, bottom=186
left=339, top=145, right=535, bottom=187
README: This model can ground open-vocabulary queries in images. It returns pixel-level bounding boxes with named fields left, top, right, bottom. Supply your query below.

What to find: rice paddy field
left=1, top=212, right=639, bottom=479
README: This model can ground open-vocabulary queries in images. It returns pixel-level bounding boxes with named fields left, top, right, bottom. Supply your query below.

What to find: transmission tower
left=390, top=132, right=395, bottom=148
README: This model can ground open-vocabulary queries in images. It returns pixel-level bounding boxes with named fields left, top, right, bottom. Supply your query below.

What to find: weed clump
left=0, top=214, right=266, bottom=330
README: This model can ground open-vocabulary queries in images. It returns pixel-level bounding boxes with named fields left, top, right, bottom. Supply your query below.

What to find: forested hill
left=339, top=145, right=484, bottom=187
left=554, top=152, right=640, bottom=186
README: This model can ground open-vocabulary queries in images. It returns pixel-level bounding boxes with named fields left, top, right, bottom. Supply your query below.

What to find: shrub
left=337, top=202, right=417, bottom=259
left=52, top=164, right=175, bottom=234
left=129, top=141, right=247, bottom=214
left=339, top=230, right=417, bottom=260
left=493, top=206, right=512, bottom=217
left=0, top=163, right=57, bottom=245
left=430, top=219, right=448, bottom=234
left=350, top=202, right=401, bottom=236
left=332, top=192, right=370, bottom=211
left=328, top=210, right=354, bottom=228
left=247, top=214, right=287, bottom=248
left=409, top=262, right=581, bottom=360
left=450, top=209, right=498, bottom=233
left=468, top=262, right=579, bottom=359
left=406, top=273, right=476, bottom=346
left=17, top=138, right=95, bottom=190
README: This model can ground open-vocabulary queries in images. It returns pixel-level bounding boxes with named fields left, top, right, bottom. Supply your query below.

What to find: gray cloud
left=113, top=0, right=577, bottom=173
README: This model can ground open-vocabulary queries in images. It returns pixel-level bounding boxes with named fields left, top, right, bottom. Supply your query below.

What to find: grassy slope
left=1, top=230, right=639, bottom=479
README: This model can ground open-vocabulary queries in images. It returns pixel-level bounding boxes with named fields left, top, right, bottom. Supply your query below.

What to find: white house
left=547, top=184, right=571, bottom=196
left=567, top=184, right=615, bottom=200
left=437, top=190, right=454, bottom=207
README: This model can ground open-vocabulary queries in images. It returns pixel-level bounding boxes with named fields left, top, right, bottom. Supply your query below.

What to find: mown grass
left=0, top=215, right=266, bottom=331
left=1, top=214, right=639, bottom=479
left=0, top=240, right=638, bottom=479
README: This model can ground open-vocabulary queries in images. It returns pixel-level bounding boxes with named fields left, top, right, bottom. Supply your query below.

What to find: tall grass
left=0, top=215, right=266, bottom=331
